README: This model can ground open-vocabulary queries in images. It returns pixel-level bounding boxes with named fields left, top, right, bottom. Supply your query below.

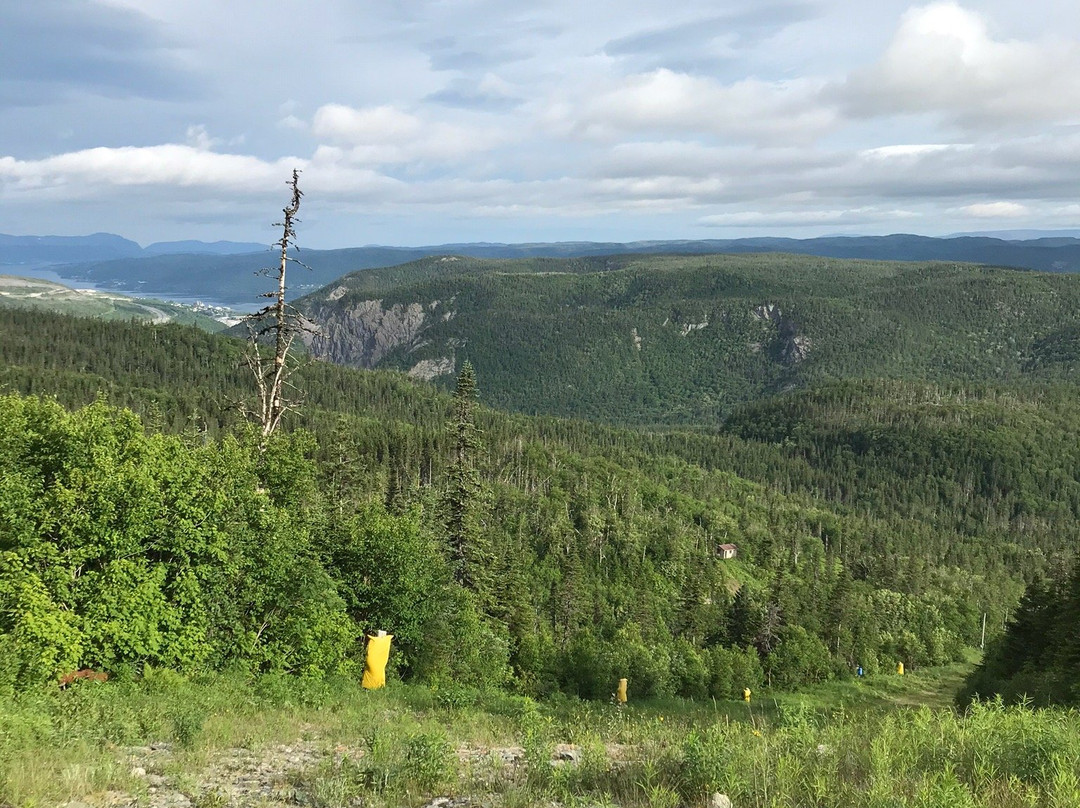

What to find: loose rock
left=710, top=793, right=733, bottom=808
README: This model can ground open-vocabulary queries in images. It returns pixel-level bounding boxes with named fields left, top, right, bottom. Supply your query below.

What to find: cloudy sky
left=2, top=0, right=1080, bottom=248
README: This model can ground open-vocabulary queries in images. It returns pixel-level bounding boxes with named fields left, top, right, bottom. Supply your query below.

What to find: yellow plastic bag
left=362, top=633, right=394, bottom=689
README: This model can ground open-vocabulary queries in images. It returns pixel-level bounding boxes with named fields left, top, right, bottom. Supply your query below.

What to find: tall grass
left=3, top=670, right=1079, bottom=808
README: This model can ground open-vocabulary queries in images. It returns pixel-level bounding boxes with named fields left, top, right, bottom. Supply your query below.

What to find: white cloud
left=310, top=103, right=507, bottom=165
left=859, top=144, right=958, bottom=160
left=553, top=69, right=835, bottom=143
left=699, top=207, right=919, bottom=228
left=185, top=125, right=219, bottom=150
left=835, top=2, right=1080, bottom=129
left=313, top=104, right=422, bottom=143
left=958, top=201, right=1029, bottom=218
left=7, top=1, right=1080, bottom=245
left=277, top=115, right=307, bottom=131
left=596, top=141, right=840, bottom=180
left=0, top=144, right=301, bottom=194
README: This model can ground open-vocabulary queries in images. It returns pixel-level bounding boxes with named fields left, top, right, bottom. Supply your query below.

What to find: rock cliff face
left=302, top=297, right=429, bottom=369
left=408, top=357, right=456, bottom=380
left=752, top=303, right=811, bottom=364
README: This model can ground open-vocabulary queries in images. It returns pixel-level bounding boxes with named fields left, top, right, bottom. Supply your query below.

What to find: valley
left=290, top=253, right=1080, bottom=424
left=2, top=250, right=1080, bottom=807
left=8, top=0, right=1080, bottom=803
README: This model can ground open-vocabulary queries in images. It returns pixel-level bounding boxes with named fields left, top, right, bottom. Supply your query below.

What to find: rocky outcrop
left=303, top=298, right=429, bottom=369
left=409, top=357, right=456, bottom=380
left=751, top=303, right=811, bottom=364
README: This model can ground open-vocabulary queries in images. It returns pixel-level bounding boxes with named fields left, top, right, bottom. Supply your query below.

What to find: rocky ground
left=63, top=741, right=324, bottom=808
left=61, top=741, right=591, bottom=808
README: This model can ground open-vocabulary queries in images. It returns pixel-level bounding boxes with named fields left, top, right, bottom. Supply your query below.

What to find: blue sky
left=2, top=0, right=1080, bottom=248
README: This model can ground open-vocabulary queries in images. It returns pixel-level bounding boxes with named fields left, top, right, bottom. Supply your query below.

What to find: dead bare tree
left=242, top=169, right=309, bottom=441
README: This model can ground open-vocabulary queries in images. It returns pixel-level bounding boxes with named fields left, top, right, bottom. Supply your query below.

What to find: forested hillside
left=2, top=308, right=1075, bottom=699
left=295, top=253, right=1080, bottom=424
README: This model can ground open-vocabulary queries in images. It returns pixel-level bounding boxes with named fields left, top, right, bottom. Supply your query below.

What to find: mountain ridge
left=7, top=232, right=1080, bottom=306
left=289, top=252, right=1080, bottom=425
left=0, top=232, right=266, bottom=266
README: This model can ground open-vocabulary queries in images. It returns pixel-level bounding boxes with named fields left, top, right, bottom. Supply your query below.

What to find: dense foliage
left=961, top=556, right=1080, bottom=706
left=0, top=395, right=359, bottom=686
left=5, top=305, right=1072, bottom=699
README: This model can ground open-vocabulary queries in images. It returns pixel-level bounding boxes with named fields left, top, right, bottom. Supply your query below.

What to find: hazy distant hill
left=0, top=232, right=266, bottom=267
left=0, top=233, right=143, bottom=265
left=291, top=252, right=1080, bottom=425
left=142, top=239, right=267, bottom=256
left=948, top=229, right=1080, bottom=240
left=13, top=233, right=1080, bottom=307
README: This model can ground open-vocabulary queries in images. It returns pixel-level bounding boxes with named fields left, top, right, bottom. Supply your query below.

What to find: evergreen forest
left=294, top=253, right=1080, bottom=425
left=2, top=286, right=1078, bottom=704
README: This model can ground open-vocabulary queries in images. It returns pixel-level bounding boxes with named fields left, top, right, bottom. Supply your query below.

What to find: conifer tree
left=444, top=361, right=487, bottom=593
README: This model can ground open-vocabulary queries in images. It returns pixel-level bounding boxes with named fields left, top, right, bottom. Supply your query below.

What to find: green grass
left=7, top=654, right=1079, bottom=808
left=769, top=650, right=983, bottom=713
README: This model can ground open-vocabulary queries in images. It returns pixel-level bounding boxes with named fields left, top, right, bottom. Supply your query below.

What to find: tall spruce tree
left=444, top=361, right=487, bottom=593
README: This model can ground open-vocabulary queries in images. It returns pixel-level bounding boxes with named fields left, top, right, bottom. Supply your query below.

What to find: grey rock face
left=409, top=357, right=456, bottom=380
left=304, top=298, right=429, bottom=368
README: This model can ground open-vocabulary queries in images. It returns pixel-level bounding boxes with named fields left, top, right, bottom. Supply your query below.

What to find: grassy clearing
left=0, top=275, right=227, bottom=329
left=3, top=656, right=1078, bottom=808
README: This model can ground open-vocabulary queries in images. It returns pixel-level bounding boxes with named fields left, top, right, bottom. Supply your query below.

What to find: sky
left=2, top=0, right=1080, bottom=249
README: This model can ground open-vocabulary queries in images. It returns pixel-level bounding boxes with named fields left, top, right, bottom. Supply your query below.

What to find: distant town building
left=717, top=543, right=738, bottom=559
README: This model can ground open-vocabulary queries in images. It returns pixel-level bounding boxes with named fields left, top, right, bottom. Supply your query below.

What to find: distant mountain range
left=947, top=229, right=1080, bottom=240
left=0, top=233, right=266, bottom=266
left=6, top=231, right=1080, bottom=307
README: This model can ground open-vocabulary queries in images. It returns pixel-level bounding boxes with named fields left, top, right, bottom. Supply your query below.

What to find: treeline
left=1, top=309, right=1074, bottom=699
left=961, top=555, right=1080, bottom=706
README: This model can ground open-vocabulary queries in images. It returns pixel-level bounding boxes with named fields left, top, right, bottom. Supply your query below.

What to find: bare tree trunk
left=242, top=169, right=306, bottom=443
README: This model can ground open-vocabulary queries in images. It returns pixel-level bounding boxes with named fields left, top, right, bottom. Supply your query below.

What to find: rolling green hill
left=294, top=253, right=1080, bottom=425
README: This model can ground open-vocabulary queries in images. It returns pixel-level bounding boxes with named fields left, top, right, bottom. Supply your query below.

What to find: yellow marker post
left=616, top=678, right=628, bottom=704
left=743, top=687, right=752, bottom=703
left=362, top=632, right=393, bottom=689
left=896, top=662, right=904, bottom=676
